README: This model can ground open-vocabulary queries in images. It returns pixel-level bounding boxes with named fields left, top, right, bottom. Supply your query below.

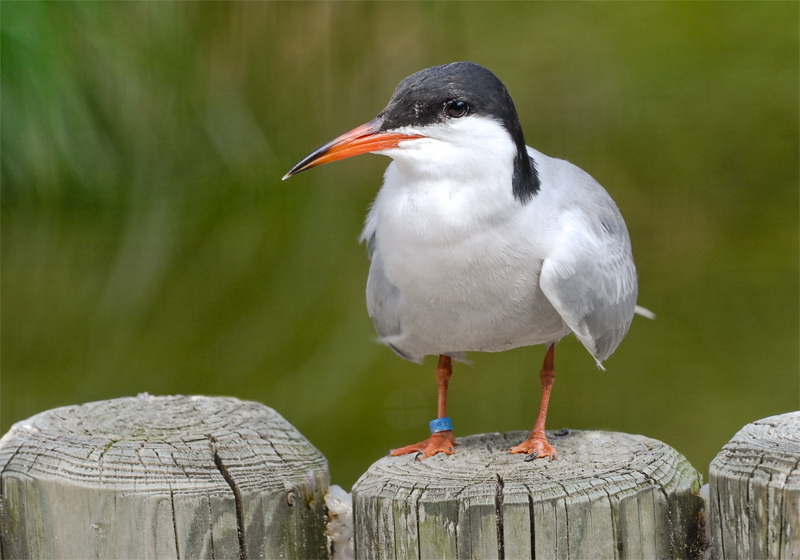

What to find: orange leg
left=390, top=355, right=456, bottom=458
left=510, top=344, right=559, bottom=459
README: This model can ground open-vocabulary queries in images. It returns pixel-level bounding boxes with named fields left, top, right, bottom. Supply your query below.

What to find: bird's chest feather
left=371, top=179, right=542, bottom=304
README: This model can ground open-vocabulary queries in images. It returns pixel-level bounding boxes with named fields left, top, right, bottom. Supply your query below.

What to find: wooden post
left=353, top=430, right=704, bottom=559
left=0, top=394, right=330, bottom=559
left=708, top=411, right=800, bottom=559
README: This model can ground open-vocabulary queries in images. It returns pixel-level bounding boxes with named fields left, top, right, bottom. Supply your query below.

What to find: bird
left=283, top=61, right=648, bottom=460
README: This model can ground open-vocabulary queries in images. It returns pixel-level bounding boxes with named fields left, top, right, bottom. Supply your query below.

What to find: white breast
left=361, top=127, right=573, bottom=361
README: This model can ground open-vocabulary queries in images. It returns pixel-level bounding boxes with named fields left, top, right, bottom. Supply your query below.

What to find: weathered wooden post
left=353, top=429, right=703, bottom=559
left=0, top=394, right=329, bottom=559
left=708, top=411, right=800, bottom=559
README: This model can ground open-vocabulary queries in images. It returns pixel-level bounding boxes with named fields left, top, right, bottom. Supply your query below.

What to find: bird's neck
left=377, top=159, right=523, bottom=243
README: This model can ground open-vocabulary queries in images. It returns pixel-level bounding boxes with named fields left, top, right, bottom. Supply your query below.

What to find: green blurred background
left=2, top=2, right=798, bottom=488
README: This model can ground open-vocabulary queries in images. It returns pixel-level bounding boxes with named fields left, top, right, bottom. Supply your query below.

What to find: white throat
left=383, top=116, right=516, bottom=181
left=372, top=116, right=520, bottom=229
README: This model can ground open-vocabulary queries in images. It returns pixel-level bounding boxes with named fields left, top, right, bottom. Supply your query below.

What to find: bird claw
left=390, top=431, right=456, bottom=458
left=524, top=451, right=557, bottom=462
left=510, top=434, right=559, bottom=461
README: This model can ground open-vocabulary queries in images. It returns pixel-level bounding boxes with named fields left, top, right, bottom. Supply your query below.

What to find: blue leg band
left=429, top=417, right=453, bottom=434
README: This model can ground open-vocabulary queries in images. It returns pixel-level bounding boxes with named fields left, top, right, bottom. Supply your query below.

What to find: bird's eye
left=444, top=99, right=469, bottom=118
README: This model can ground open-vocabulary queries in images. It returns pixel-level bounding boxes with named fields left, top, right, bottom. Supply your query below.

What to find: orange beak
left=282, top=118, right=424, bottom=180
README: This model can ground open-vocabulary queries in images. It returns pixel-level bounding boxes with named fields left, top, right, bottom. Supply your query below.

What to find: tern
left=284, top=61, right=647, bottom=460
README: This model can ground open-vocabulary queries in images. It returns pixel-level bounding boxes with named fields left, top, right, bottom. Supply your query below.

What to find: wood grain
left=0, top=394, right=329, bottom=559
left=709, top=411, right=800, bottom=559
left=353, top=429, right=703, bottom=559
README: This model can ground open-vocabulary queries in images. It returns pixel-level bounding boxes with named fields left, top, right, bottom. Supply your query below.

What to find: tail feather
left=635, top=305, right=656, bottom=320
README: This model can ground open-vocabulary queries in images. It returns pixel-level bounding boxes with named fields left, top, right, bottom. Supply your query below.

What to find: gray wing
left=539, top=203, right=638, bottom=366
left=364, top=234, right=465, bottom=363
left=364, top=233, right=403, bottom=343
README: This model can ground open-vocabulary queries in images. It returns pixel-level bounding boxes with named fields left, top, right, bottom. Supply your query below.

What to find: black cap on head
left=377, top=62, right=540, bottom=202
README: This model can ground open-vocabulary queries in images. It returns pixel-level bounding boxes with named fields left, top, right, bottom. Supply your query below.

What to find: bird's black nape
left=513, top=152, right=540, bottom=204
left=377, top=61, right=541, bottom=203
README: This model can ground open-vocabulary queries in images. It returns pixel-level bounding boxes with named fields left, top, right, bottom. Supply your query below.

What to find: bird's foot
left=390, top=431, right=455, bottom=458
left=510, top=433, right=559, bottom=461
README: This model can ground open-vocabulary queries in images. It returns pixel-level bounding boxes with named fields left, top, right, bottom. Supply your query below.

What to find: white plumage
left=284, top=61, right=645, bottom=459
left=362, top=130, right=636, bottom=367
